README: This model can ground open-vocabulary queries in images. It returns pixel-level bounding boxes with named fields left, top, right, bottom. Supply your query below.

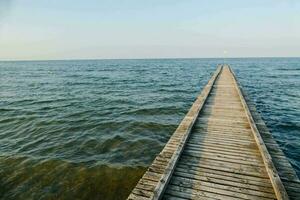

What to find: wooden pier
left=128, top=65, right=300, bottom=200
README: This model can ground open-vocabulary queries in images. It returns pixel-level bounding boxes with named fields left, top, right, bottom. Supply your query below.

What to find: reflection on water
left=0, top=58, right=299, bottom=199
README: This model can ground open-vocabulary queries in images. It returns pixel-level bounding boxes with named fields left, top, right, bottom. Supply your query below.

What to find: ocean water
left=0, top=58, right=299, bottom=199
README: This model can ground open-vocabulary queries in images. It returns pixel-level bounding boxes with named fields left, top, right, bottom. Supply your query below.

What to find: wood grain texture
left=127, top=65, right=298, bottom=200
left=127, top=65, right=222, bottom=200
left=241, top=83, right=300, bottom=200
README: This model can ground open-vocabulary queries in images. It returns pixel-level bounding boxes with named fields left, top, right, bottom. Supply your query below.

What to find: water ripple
left=0, top=58, right=299, bottom=199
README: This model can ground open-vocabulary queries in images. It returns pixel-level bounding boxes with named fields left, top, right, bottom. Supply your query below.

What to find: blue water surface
left=0, top=58, right=299, bottom=199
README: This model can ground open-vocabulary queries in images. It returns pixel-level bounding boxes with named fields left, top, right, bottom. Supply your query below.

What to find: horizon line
left=0, top=56, right=299, bottom=62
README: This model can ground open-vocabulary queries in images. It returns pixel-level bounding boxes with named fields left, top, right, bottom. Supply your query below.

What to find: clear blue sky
left=0, top=0, right=299, bottom=60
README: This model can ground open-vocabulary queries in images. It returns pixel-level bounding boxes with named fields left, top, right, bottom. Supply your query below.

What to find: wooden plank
left=186, top=138, right=259, bottom=150
left=166, top=184, right=274, bottom=200
left=165, top=185, right=242, bottom=200
left=172, top=170, right=274, bottom=193
left=182, top=150, right=265, bottom=166
left=189, top=133, right=253, bottom=140
left=196, top=123, right=251, bottom=131
left=185, top=145, right=261, bottom=158
left=189, top=135, right=257, bottom=145
left=128, top=64, right=298, bottom=200
left=164, top=188, right=220, bottom=200
left=193, top=127, right=253, bottom=134
left=228, top=66, right=289, bottom=200
left=179, top=155, right=268, bottom=177
left=127, top=193, right=150, bottom=200
left=181, top=142, right=260, bottom=154
left=127, top=66, right=223, bottom=200
left=183, top=148, right=263, bottom=163
left=185, top=144, right=261, bottom=157
left=163, top=194, right=190, bottom=200
left=241, top=86, right=300, bottom=198
left=162, top=66, right=280, bottom=199
left=170, top=176, right=276, bottom=199
left=174, top=166, right=273, bottom=187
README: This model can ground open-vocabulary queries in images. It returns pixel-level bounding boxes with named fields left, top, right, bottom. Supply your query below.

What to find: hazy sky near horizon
left=0, top=0, right=299, bottom=60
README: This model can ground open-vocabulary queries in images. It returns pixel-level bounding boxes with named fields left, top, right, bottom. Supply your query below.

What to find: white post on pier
left=223, top=50, right=227, bottom=65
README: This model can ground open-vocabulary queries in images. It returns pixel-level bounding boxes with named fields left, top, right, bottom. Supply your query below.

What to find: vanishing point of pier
left=128, top=65, right=300, bottom=200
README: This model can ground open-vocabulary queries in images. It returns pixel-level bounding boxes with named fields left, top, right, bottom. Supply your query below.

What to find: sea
left=0, top=58, right=299, bottom=199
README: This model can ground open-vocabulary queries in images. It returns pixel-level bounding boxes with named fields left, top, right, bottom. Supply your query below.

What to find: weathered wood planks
left=228, top=66, right=289, bottom=200
left=127, top=65, right=222, bottom=200
left=128, top=65, right=299, bottom=200
left=241, top=84, right=300, bottom=200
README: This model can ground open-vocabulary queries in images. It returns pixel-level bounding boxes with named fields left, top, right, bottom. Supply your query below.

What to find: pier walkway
left=128, top=65, right=300, bottom=200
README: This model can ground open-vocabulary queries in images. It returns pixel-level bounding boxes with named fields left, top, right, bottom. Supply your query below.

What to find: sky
left=0, top=0, right=299, bottom=60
